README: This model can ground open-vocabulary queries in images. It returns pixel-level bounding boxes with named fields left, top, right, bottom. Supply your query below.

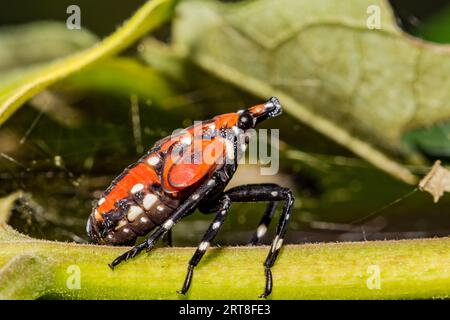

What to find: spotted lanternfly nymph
left=86, top=97, right=294, bottom=298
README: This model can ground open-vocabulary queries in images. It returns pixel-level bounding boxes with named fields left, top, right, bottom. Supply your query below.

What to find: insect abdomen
left=88, top=152, right=178, bottom=245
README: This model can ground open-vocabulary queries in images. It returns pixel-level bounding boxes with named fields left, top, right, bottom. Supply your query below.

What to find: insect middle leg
left=224, top=183, right=294, bottom=298
left=178, top=195, right=232, bottom=295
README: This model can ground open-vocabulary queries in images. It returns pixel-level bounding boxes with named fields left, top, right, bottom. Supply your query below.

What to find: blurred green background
left=1, top=0, right=450, bottom=247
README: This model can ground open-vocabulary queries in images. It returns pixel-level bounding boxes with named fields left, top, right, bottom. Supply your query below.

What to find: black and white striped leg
left=108, top=240, right=148, bottom=269
left=163, top=229, right=173, bottom=247
left=176, top=129, right=239, bottom=290
left=260, top=189, right=293, bottom=298
left=178, top=195, right=232, bottom=295
left=224, top=184, right=294, bottom=299
left=248, top=201, right=278, bottom=245
left=109, top=176, right=220, bottom=269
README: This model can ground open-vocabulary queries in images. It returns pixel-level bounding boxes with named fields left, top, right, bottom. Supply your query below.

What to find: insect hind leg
left=109, top=240, right=148, bottom=269
left=248, top=201, right=278, bottom=245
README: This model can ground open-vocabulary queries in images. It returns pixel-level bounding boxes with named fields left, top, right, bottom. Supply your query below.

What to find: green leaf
left=58, top=57, right=185, bottom=108
left=0, top=21, right=98, bottom=72
left=171, top=0, right=450, bottom=184
left=0, top=0, right=176, bottom=128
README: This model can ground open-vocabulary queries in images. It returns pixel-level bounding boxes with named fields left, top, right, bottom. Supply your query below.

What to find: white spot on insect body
left=199, top=241, right=210, bottom=251
left=123, top=228, right=130, bottom=234
left=207, top=179, right=215, bottom=186
left=115, top=220, right=127, bottom=230
left=212, top=222, right=221, bottom=230
left=127, top=206, right=143, bottom=222
left=131, top=183, right=144, bottom=194
left=221, top=210, right=227, bottom=215
left=156, top=205, right=165, bottom=212
left=271, top=191, right=278, bottom=197
left=94, top=209, right=103, bottom=221
left=98, top=198, right=106, bottom=205
left=163, top=219, right=174, bottom=230
left=143, top=194, right=158, bottom=210
left=147, top=156, right=160, bottom=166
left=86, top=219, right=91, bottom=234
left=140, top=216, right=149, bottom=223
left=257, top=225, right=267, bottom=238
left=192, top=194, right=200, bottom=200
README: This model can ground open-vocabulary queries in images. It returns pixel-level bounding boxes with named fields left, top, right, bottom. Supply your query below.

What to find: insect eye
left=237, top=112, right=254, bottom=130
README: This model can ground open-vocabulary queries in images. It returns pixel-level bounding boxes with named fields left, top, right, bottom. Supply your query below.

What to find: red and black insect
left=86, top=97, right=294, bottom=298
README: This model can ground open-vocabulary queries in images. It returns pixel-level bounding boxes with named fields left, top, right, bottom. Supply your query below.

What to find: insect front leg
left=260, top=189, right=293, bottom=298
left=178, top=195, right=232, bottom=295
left=224, top=183, right=294, bottom=298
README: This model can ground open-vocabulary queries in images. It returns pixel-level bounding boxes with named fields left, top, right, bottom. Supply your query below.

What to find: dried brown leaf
left=419, top=160, right=450, bottom=202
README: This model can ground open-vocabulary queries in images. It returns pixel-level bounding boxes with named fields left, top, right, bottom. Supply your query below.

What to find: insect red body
left=87, top=113, right=241, bottom=245
left=87, top=97, right=294, bottom=298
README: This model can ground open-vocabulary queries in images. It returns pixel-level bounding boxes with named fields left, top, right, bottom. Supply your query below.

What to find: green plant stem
left=1, top=225, right=449, bottom=299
